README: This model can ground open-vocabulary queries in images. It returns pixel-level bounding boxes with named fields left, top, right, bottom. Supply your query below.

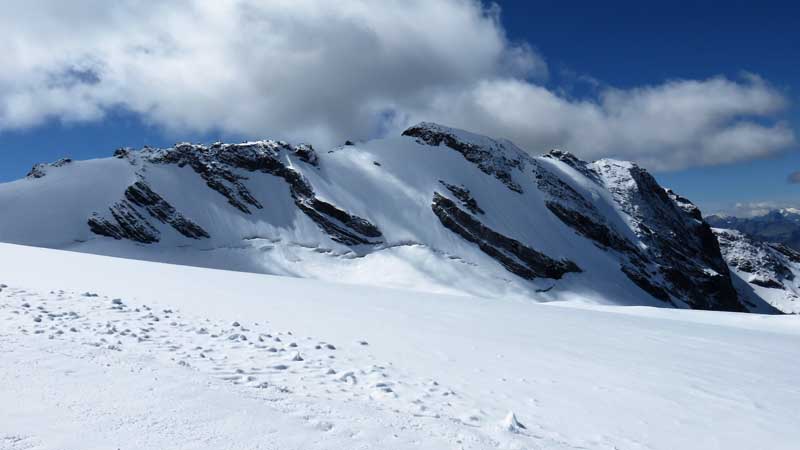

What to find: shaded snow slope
left=1, top=243, right=799, bottom=449
left=0, top=123, right=770, bottom=312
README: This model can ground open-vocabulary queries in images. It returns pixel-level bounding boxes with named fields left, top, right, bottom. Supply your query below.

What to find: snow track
left=1, top=285, right=581, bottom=450
left=1, top=244, right=799, bottom=449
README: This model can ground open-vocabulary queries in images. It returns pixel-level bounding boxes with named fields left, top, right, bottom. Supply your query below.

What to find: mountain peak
left=778, top=208, right=800, bottom=216
left=1, top=124, right=789, bottom=313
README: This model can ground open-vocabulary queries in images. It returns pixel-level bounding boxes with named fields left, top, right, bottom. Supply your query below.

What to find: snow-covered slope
left=715, top=228, right=800, bottom=314
left=1, top=243, right=798, bottom=450
left=0, top=123, right=771, bottom=312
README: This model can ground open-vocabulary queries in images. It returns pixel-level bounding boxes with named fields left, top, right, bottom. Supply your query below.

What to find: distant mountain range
left=0, top=123, right=797, bottom=313
left=707, top=209, right=800, bottom=251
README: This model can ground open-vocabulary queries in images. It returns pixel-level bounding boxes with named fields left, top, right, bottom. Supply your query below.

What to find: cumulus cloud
left=0, top=0, right=795, bottom=170
left=715, top=201, right=800, bottom=218
left=789, top=171, right=800, bottom=184
left=395, top=76, right=794, bottom=170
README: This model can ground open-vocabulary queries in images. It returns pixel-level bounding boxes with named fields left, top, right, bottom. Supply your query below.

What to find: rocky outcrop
left=88, top=181, right=208, bottom=244
left=590, top=159, right=745, bottom=312
left=27, top=158, right=73, bottom=179
left=715, top=228, right=799, bottom=313
left=707, top=209, right=800, bottom=252
left=543, top=149, right=602, bottom=184
left=716, top=230, right=794, bottom=284
left=432, top=192, right=580, bottom=280
left=438, top=181, right=484, bottom=215
left=122, top=141, right=383, bottom=246
left=545, top=201, right=636, bottom=254
left=772, top=243, right=800, bottom=264
left=534, top=150, right=745, bottom=311
left=295, top=198, right=382, bottom=246
left=404, top=123, right=525, bottom=193
left=88, top=203, right=160, bottom=244
left=533, top=154, right=635, bottom=254
left=124, top=181, right=209, bottom=239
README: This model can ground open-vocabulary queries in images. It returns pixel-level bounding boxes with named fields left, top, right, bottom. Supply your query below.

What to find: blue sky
left=499, top=0, right=800, bottom=214
left=0, top=0, right=797, bottom=216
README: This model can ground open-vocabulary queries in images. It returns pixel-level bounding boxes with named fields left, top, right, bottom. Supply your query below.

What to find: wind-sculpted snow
left=715, top=228, right=800, bottom=313
left=0, top=122, right=779, bottom=312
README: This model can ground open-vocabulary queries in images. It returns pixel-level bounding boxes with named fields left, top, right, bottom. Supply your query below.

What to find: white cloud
left=397, top=76, right=794, bottom=170
left=714, top=200, right=800, bottom=218
left=0, top=0, right=795, bottom=170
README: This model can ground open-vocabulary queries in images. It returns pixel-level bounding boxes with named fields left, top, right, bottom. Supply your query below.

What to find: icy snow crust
left=0, top=243, right=798, bottom=450
left=0, top=123, right=766, bottom=311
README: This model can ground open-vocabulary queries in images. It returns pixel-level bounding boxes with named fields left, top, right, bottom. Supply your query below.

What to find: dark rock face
left=620, top=266, right=673, bottom=303
left=750, top=278, right=784, bottom=289
left=88, top=203, right=160, bottom=244
left=545, top=201, right=635, bottom=254
left=118, top=141, right=382, bottom=246
left=124, top=181, right=209, bottom=239
left=438, top=181, right=484, bottom=215
left=665, top=189, right=703, bottom=221
left=534, top=154, right=667, bottom=304
left=535, top=150, right=745, bottom=311
left=113, top=148, right=132, bottom=159
left=27, top=158, right=73, bottom=179
left=771, top=243, right=800, bottom=264
left=591, top=160, right=745, bottom=312
left=403, top=123, right=525, bottom=193
left=144, top=142, right=270, bottom=214
left=533, top=155, right=635, bottom=255
left=88, top=181, right=208, bottom=244
left=432, top=192, right=580, bottom=280
left=295, top=198, right=383, bottom=246
left=291, top=144, right=319, bottom=166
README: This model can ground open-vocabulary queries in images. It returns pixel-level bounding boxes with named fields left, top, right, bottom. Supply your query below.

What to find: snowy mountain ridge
left=0, top=122, right=786, bottom=312
left=714, top=228, right=800, bottom=314
left=707, top=209, right=800, bottom=252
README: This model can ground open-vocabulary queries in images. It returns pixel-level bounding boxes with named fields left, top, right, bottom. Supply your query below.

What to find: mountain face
left=714, top=229, right=800, bottom=314
left=707, top=210, right=800, bottom=251
left=0, top=123, right=782, bottom=313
